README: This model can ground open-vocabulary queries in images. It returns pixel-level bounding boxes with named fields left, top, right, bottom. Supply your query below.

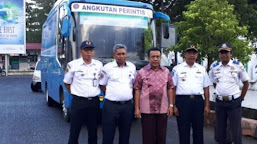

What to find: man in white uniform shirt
left=100, top=44, right=136, bottom=144
left=63, top=40, right=103, bottom=144
left=172, top=45, right=211, bottom=144
left=209, top=43, right=249, bottom=144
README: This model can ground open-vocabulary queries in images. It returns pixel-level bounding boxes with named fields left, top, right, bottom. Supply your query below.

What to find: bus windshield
left=76, top=12, right=153, bottom=64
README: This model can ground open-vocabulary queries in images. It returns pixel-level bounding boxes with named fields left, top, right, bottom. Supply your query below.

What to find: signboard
left=71, top=3, right=153, bottom=18
left=0, top=0, right=26, bottom=54
left=79, top=13, right=148, bottom=28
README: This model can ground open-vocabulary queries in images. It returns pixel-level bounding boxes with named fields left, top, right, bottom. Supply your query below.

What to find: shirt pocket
left=178, top=73, right=187, bottom=82
left=195, top=73, right=203, bottom=84
left=110, top=74, right=120, bottom=82
left=74, top=71, right=83, bottom=78
left=142, top=77, right=151, bottom=88
left=228, top=71, right=238, bottom=82
left=214, top=72, right=221, bottom=80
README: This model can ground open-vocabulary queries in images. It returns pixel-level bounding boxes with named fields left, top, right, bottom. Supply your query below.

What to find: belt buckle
left=120, top=101, right=126, bottom=104
left=88, top=97, right=92, bottom=100
left=190, top=95, right=195, bottom=99
left=222, top=96, right=229, bottom=101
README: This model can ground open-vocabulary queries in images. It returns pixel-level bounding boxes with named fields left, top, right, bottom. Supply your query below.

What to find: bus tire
left=60, top=89, right=70, bottom=122
left=45, top=86, right=54, bottom=106
left=31, top=82, right=36, bottom=92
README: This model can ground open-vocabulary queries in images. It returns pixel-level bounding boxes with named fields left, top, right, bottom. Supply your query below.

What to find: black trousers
left=176, top=95, right=204, bottom=144
left=141, top=113, right=168, bottom=144
left=68, top=95, right=100, bottom=144
left=215, top=97, right=243, bottom=144
left=102, top=99, right=133, bottom=144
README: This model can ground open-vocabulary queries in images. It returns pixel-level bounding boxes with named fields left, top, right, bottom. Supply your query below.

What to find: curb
left=204, top=110, right=257, bottom=138
left=6, top=70, right=33, bottom=76
left=8, top=73, right=33, bottom=75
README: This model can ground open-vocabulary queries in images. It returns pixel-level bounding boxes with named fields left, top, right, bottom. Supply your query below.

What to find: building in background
left=0, top=43, right=41, bottom=71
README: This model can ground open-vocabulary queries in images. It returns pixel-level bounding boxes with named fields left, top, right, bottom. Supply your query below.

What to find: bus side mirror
left=162, top=23, right=169, bottom=39
left=61, top=3, right=71, bottom=37
left=61, top=18, right=71, bottom=37
left=161, top=24, right=177, bottom=48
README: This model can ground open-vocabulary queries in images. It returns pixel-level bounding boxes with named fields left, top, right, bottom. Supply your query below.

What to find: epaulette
left=233, top=60, right=240, bottom=65
left=212, top=62, right=220, bottom=68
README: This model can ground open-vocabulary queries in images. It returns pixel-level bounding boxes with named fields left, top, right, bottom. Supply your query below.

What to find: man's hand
left=167, top=107, right=173, bottom=118
left=173, top=106, right=179, bottom=116
left=204, top=105, right=210, bottom=116
left=134, top=108, right=141, bottom=119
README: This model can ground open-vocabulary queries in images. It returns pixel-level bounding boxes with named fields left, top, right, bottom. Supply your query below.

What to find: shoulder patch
left=212, top=62, right=220, bottom=68
left=65, top=64, right=71, bottom=74
left=233, top=60, right=240, bottom=65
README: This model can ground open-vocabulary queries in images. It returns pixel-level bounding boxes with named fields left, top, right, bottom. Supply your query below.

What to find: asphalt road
left=0, top=75, right=256, bottom=144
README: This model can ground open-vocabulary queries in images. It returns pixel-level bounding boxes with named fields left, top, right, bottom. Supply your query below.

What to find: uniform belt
left=176, top=95, right=202, bottom=99
left=73, top=95, right=98, bottom=100
left=216, top=95, right=234, bottom=101
left=216, top=95, right=240, bottom=102
left=107, top=99, right=132, bottom=104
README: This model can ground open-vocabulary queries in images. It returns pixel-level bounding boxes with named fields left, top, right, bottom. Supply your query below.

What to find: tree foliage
left=134, top=0, right=257, bottom=40
left=173, top=0, right=253, bottom=68
left=228, top=0, right=257, bottom=40
left=26, top=0, right=57, bottom=43
left=131, top=0, right=192, bottom=23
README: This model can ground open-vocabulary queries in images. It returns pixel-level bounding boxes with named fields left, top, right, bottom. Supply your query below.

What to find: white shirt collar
left=182, top=62, right=197, bottom=68
left=78, top=58, right=96, bottom=66
left=112, top=60, right=128, bottom=68
left=219, top=60, right=233, bottom=68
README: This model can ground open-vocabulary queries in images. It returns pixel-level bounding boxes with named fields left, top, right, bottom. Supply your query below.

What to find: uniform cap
left=185, top=45, right=198, bottom=52
left=80, top=40, right=95, bottom=49
left=218, top=43, right=232, bottom=52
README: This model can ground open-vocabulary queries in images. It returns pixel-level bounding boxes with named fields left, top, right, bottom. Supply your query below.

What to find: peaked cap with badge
left=218, top=43, right=232, bottom=52
left=80, top=40, right=95, bottom=49
left=185, top=45, right=198, bottom=52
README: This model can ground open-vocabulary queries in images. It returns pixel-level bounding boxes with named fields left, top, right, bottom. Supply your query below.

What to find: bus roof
left=54, top=0, right=153, bottom=10
left=45, top=0, right=153, bottom=26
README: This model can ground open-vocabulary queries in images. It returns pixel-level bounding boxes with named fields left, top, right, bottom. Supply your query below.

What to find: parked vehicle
left=0, top=69, right=6, bottom=76
left=31, top=60, right=41, bottom=92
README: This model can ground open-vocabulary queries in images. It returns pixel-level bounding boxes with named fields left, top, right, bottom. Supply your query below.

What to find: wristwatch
left=169, top=104, right=174, bottom=108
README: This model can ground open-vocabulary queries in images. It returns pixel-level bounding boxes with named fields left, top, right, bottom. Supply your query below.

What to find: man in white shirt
left=100, top=44, right=136, bottom=144
left=172, top=45, right=211, bottom=144
left=63, top=40, right=103, bottom=144
left=209, top=43, right=249, bottom=144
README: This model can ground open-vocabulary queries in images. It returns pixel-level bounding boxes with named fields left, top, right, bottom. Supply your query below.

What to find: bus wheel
left=45, top=87, right=54, bottom=106
left=31, top=82, right=36, bottom=92
left=60, top=90, right=70, bottom=122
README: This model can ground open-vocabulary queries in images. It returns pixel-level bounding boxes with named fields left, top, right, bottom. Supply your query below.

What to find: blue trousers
left=215, top=97, right=243, bottom=144
left=176, top=95, right=204, bottom=144
left=102, top=99, right=133, bottom=144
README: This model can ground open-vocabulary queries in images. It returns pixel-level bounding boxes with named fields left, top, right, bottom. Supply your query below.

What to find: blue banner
left=0, top=0, right=25, bottom=54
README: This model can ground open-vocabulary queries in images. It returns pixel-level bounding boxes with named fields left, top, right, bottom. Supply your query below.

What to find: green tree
left=173, top=0, right=253, bottom=70
left=132, top=0, right=192, bottom=23
left=228, top=0, right=257, bottom=40
left=26, top=0, right=57, bottom=43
